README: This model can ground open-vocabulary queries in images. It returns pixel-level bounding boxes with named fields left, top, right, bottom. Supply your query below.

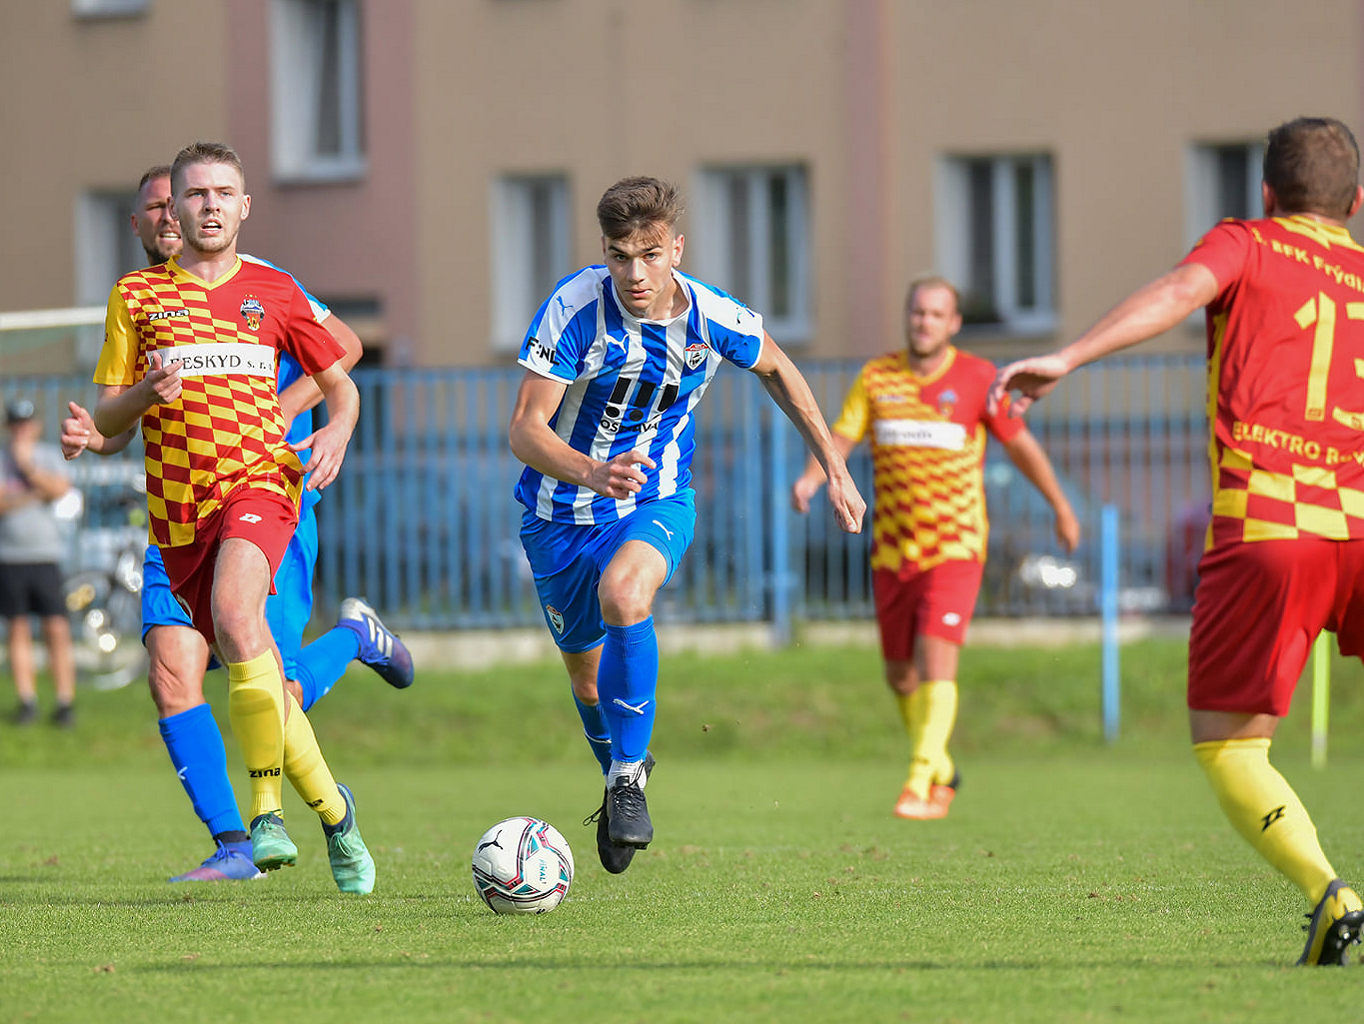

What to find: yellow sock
left=227, top=650, right=286, bottom=822
left=282, top=691, right=346, bottom=826
left=1194, top=738, right=1336, bottom=904
left=904, top=680, right=957, bottom=799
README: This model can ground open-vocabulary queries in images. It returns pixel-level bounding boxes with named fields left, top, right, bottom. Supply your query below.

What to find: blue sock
left=159, top=703, right=244, bottom=840
left=292, top=627, right=361, bottom=712
left=597, top=618, right=659, bottom=763
left=572, top=692, right=613, bottom=775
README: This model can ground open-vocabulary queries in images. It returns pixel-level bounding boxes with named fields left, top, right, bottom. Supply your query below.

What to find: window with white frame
left=694, top=166, right=811, bottom=344
left=72, top=0, right=148, bottom=16
left=271, top=0, right=365, bottom=182
left=934, top=154, right=1056, bottom=332
left=1185, top=141, right=1264, bottom=247
left=490, top=174, right=572, bottom=353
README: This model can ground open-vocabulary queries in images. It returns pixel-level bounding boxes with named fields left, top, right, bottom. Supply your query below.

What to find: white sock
left=608, top=759, right=647, bottom=790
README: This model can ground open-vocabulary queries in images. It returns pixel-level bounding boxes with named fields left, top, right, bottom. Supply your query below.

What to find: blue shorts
left=519, top=492, right=695, bottom=653
left=141, top=508, right=318, bottom=671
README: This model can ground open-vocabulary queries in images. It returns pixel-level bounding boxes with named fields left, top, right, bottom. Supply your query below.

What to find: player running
left=63, top=164, right=413, bottom=885
left=91, top=142, right=391, bottom=893
left=991, top=116, right=1364, bottom=966
left=792, top=276, right=1078, bottom=819
left=509, top=177, right=865, bottom=873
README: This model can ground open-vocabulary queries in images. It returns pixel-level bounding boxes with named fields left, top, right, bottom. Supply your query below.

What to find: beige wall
left=225, top=0, right=420, bottom=362
left=2, top=0, right=1362, bottom=371
left=0, top=4, right=229, bottom=311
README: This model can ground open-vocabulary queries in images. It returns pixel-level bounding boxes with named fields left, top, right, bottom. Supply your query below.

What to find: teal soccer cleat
left=325, top=783, right=375, bottom=895
left=249, top=812, right=298, bottom=871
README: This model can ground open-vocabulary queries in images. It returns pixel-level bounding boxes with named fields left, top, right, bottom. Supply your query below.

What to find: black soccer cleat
left=605, top=761, right=654, bottom=849
left=585, top=754, right=654, bottom=873
left=1298, top=878, right=1364, bottom=966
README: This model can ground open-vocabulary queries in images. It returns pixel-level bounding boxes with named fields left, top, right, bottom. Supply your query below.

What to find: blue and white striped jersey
left=514, top=266, right=765, bottom=524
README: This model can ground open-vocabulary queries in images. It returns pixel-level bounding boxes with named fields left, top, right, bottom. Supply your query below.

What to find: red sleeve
left=973, top=357, right=1025, bottom=443
left=1179, top=219, right=1252, bottom=300
left=983, top=392, right=1026, bottom=444
left=281, top=283, right=345, bottom=375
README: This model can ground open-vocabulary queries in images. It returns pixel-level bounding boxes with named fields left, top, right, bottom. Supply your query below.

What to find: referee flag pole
left=1311, top=631, right=1331, bottom=770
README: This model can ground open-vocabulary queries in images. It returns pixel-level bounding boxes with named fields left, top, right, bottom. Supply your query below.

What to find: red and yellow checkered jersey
left=1180, top=215, right=1364, bottom=551
left=832, top=348, right=1024, bottom=575
left=95, top=257, right=345, bottom=548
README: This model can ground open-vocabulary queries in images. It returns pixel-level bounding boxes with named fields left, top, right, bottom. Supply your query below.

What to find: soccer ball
left=471, top=816, right=574, bottom=915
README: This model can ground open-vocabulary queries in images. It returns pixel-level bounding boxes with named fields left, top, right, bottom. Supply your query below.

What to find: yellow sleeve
left=830, top=372, right=871, bottom=443
left=93, top=284, right=138, bottom=386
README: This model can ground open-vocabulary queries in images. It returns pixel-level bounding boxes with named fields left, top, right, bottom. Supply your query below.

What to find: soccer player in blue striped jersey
left=509, top=177, right=865, bottom=873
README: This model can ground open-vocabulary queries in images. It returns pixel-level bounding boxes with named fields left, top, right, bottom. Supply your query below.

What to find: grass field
left=6, top=637, right=1364, bottom=1023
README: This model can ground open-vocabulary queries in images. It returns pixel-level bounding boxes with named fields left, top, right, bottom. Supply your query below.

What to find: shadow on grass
left=123, top=954, right=1293, bottom=972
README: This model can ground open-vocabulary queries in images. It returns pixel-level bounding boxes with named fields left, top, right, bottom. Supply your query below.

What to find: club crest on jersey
left=239, top=295, right=265, bottom=331
left=545, top=605, right=565, bottom=634
left=684, top=342, right=710, bottom=369
left=936, top=388, right=957, bottom=418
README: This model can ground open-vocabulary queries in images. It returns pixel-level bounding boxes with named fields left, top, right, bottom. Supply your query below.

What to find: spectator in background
left=0, top=399, right=77, bottom=727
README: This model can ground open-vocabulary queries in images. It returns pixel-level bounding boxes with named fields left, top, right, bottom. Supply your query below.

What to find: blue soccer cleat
left=170, top=841, right=266, bottom=882
left=337, top=597, right=414, bottom=690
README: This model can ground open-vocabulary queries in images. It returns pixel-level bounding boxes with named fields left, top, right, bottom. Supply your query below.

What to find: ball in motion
left=471, top=816, right=574, bottom=915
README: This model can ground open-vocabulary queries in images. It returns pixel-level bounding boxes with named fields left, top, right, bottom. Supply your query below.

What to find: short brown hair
left=1263, top=117, right=1360, bottom=219
left=905, top=275, right=961, bottom=314
left=137, top=164, right=171, bottom=195
left=596, top=177, right=684, bottom=239
left=170, top=141, right=245, bottom=196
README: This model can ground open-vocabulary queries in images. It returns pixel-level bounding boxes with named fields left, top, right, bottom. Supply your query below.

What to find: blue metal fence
left=4, top=353, right=1209, bottom=634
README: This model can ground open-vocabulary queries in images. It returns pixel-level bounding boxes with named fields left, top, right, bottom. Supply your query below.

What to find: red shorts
left=159, top=488, right=298, bottom=647
left=872, top=560, right=984, bottom=662
left=1188, top=538, right=1364, bottom=717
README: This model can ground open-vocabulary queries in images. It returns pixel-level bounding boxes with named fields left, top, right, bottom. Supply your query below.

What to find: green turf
left=4, top=637, right=1364, bottom=1023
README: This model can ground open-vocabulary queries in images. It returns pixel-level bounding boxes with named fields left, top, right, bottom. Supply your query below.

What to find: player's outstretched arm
left=790, top=432, right=857, bottom=514
left=61, top=400, right=137, bottom=460
left=290, top=361, right=359, bottom=491
left=750, top=334, right=866, bottom=533
left=278, top=314, right=364, bottom=425
left=93, top=352, right=183, bottom=439
left=989, top=262, right=1220, bottom=417
left=1001, top=429, right=1080, bottom=553
left=507, top=370, right=656, bottom=499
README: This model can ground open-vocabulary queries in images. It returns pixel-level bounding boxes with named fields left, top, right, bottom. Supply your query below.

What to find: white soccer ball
left=471, top=816, right=574, bottom=915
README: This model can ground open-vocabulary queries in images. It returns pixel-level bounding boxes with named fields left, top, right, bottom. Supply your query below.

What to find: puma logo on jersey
left=652, top=520, right=674, bottom=540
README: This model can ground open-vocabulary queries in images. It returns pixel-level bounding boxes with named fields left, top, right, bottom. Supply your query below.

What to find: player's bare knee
left=569, top=675, right=599, bottom=704
left=147, top=658, right=204, bottom=718
left=884, top=661, right=917, bottom=695
left=597, top=579, right=655, bottom=625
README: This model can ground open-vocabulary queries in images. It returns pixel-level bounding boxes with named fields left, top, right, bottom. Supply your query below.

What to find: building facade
left=2, top=0, right=1360, bottom=372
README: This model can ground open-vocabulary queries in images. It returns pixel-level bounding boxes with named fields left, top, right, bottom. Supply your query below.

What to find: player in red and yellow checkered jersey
left=993, top=117, right=1364, bottom=966
left=92, top=142, right=363, bottom=880
left=793, top=277, right=1079, bottom=820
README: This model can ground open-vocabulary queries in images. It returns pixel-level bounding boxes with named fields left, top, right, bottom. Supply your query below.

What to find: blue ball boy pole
left=1100, top=504, right=1120, bottom=743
